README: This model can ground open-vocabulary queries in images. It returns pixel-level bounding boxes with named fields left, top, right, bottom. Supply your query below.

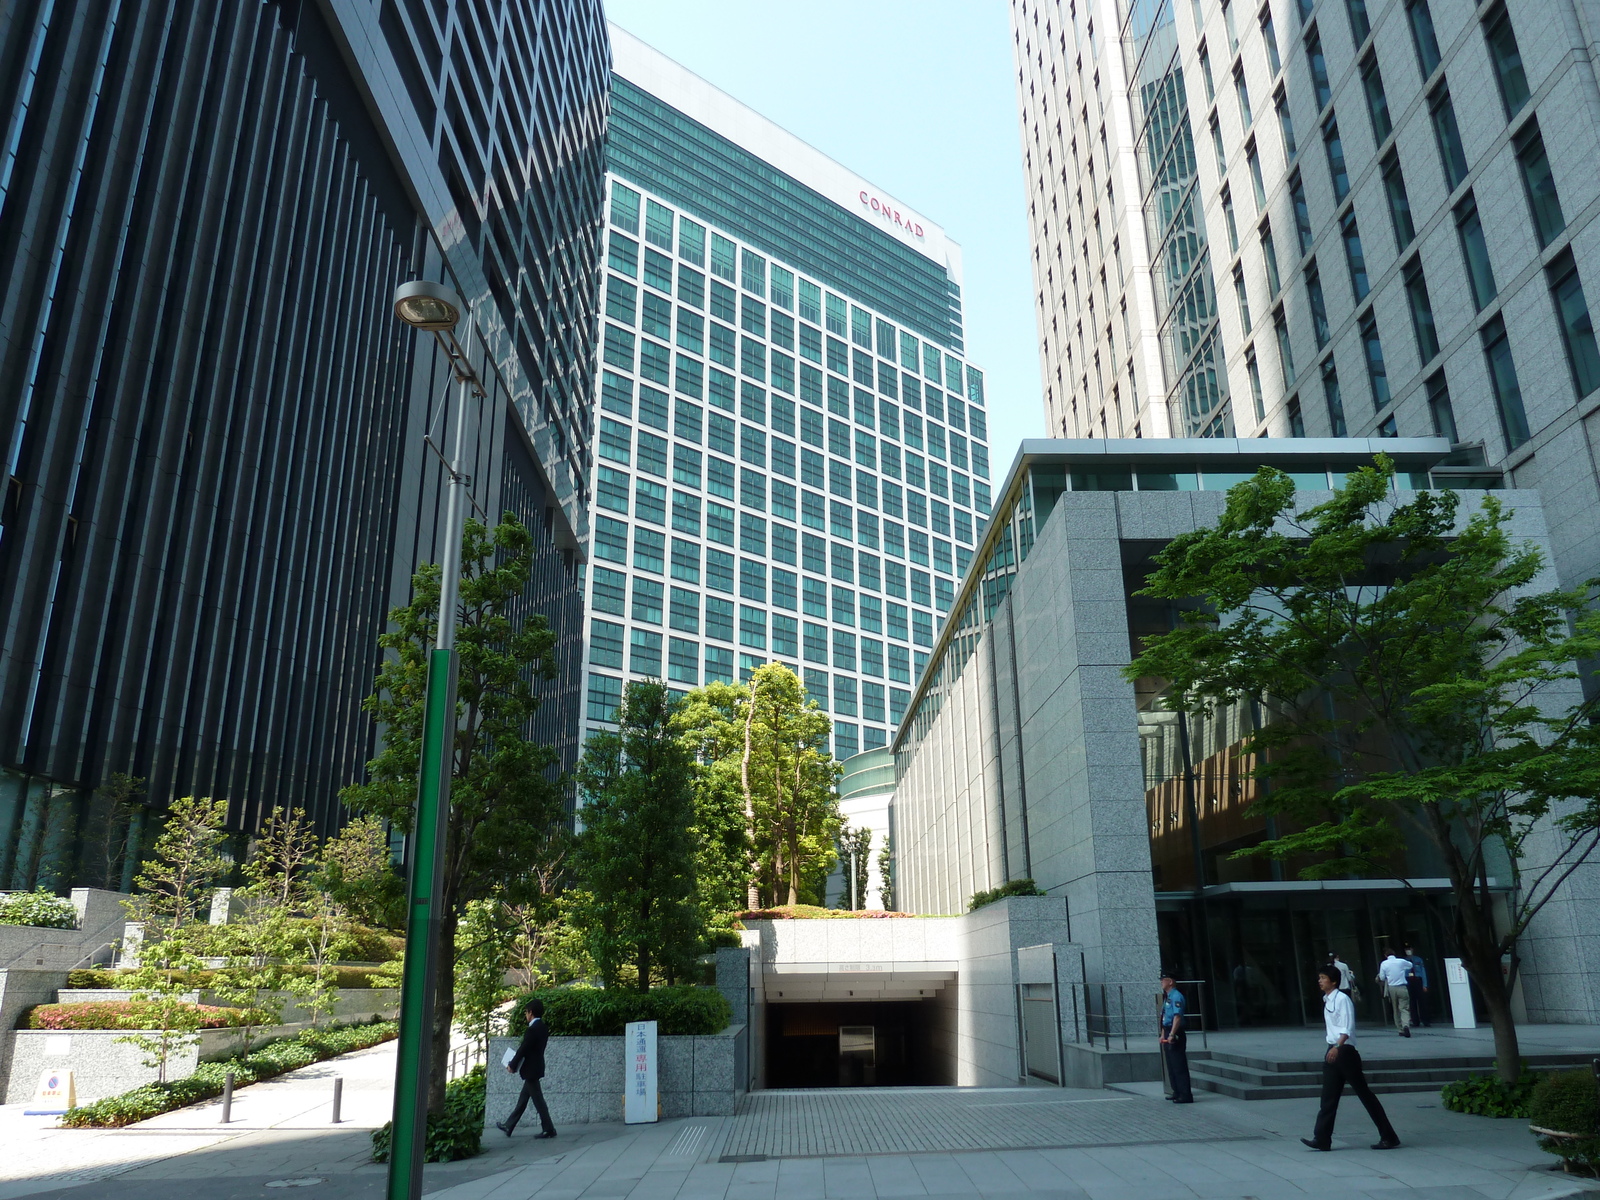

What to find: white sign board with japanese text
left=1445, top=957, right=1476, bottom=1029
left=624, top=1020, right=657, bottom=1124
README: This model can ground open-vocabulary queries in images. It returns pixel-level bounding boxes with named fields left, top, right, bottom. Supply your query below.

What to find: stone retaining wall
left=483, top=1024, right=745, bottom=1128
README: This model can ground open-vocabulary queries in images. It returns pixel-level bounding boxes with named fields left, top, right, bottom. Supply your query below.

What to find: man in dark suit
left=495, top=998, right=556, bottom=1138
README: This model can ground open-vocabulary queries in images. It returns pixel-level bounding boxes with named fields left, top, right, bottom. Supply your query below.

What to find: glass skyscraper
left=583, top=29, right=991, bottom=758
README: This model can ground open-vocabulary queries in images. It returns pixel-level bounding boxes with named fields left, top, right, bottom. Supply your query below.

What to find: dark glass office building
left=0, top=0, right=608, bottom=892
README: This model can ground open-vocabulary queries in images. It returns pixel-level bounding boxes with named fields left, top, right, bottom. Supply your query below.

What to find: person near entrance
left=1402, top=942, right=1431, bottom=1027
left=1302, top=966, right=1401, bottom=1152
left=1159, top=974, right=1194, bottom=1104
left=496, top=998, right=557, bottom=1139
left=1326, top=951, right=1354, bottom=995
left=1377, top=949, right=1414, bottom=1037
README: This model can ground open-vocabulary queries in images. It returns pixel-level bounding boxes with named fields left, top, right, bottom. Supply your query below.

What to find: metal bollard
left=220, top=1071, right=234, bottom=1124
left=331, top=1076, right=343, bottom=1124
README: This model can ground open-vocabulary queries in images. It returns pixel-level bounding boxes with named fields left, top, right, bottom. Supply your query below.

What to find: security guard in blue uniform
left=1160, top=974, right=1194, bottom=1103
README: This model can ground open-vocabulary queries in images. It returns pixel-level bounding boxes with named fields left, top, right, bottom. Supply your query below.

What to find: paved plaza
left=1, top=1039, right=1598, bottom=1200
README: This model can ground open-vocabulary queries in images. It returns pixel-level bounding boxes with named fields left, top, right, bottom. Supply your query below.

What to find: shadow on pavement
left=4, top=1121, right=630, bottom=1200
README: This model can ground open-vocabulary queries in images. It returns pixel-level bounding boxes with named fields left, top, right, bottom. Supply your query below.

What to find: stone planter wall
left=484, top=1024, right=745, bottom=1129
left=2, top=988, right=399, bottom=1103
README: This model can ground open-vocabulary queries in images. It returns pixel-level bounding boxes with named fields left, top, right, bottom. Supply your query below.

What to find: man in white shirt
left=1326, top=951, right=1354, bottom=993
left=1302, top=966, right=1401, bottom=1152
left=1377, top=950, right=1414, bottom=1037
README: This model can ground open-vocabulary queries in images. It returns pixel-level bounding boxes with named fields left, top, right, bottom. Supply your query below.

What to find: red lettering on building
left=857, top=190, right=926, bottom=240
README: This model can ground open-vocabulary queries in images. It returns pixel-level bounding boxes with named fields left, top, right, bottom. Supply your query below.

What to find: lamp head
left=393, top=279, right=463, bottom=331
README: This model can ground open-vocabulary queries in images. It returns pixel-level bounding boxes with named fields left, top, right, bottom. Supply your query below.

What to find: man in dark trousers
left=1159, top=974, right=1194, bottom=1103
left=496, top=998, right=556, bottom=1138
left=1303, top=966, right=1400, bottom=1152
left=1403, top=942, right=1431, bottom=1026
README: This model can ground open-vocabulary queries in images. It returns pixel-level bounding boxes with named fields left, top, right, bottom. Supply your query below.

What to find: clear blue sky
left=604, top=0, right=1046, bottom=475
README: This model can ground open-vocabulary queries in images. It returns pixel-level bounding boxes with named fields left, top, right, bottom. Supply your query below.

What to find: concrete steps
left=1185, top=1046, right=1596, bottom=1100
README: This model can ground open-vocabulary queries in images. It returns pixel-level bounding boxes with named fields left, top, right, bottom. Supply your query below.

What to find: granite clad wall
left=895, top=483, right=1600, bottom=1025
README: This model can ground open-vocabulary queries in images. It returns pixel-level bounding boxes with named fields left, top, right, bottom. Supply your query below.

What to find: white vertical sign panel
left=1445, top=958, right=1476, bottom=1029
left=624, top=1019, right=658, bottom=1124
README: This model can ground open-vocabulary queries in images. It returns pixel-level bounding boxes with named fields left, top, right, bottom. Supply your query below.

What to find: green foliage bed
left=370, top=1066, right=485, bottom=1163
left=738, top=904, right=915, bottom=920
left=1442, top=1070, right=1542, bottom=1117
left=0, top=888, right=78, bottom=929
left=968, top=879, right=1047, bottom=911
left=65, top=965, right=398, bottom=991
left=23, top=1001, right=267, bottom=1031
left=509, top=986, right=731, bottom=1036
left=58, top=1019, right=397, bottom=1127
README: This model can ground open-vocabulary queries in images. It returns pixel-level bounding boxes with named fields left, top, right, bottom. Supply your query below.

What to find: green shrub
left=1442, top=1069, right=1542, bottom=1118
left=508, top=985, right=731, bottom=1037
left=61, top=965, right=396, bottom=991
left=23, top=1001, right=268, bottom=1031
left=0, top=889, right=78, bottom=929
left=968, top=879, right=1047, bottom=912
left=370, top=1066, right=485, bottom=1163
left=1529, top=1069, right=1600, bottom=1172
left=59, top=1019, right=397, bottom=1127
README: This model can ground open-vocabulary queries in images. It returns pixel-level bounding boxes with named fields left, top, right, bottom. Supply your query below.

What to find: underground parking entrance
left=762, top=963, right=957, bottom=1088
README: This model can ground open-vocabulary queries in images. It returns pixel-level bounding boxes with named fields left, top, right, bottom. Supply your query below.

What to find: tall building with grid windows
left=1014, top=0, right=1600, bottom=618
left=582, top=28, right=991, bottom=758
left=0, top=0, right=607, bottom=891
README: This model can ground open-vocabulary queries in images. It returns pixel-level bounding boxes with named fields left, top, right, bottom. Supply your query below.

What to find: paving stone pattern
left=721, top=1087, right=1254, bottom=1158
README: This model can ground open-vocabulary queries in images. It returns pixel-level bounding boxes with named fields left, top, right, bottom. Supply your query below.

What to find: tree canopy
left=341, top=512, right=567, bottom=1104
left=676, top=663, right=840, bottom=908
left=572, top=680, right=704, bottom=989
left=1127, top=460, right=1600, bottom=1077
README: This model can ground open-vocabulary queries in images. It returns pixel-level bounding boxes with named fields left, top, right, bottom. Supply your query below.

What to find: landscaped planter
left=2, top=989, right=399, bottom=1104
left=483, top=1024, right=745, bottom=1128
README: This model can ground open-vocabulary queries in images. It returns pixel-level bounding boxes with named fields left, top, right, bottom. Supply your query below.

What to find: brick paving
left=719, top=1086, right=1255, bottom=1158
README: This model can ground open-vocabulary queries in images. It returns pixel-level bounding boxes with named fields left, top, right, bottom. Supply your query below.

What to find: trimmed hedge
left=65, top=965, right=397, bottom=991
left=740, top=904, right=913, bottom=920
left=968, top=879, right=1046, bottom=912
left=371, top=1066, right=484, bottom=1163
left=0, top=888, right=78, bottom=929
left=23, top=1000, right=267, bottom=1031
left=1529, top=1069, right=1600, bottom=1172
left=58, top=1019, right=397, bottom=1127
left=509, top=986, right=731, bottom=1037
left=1442, top=1070, right=1542, bottom=1118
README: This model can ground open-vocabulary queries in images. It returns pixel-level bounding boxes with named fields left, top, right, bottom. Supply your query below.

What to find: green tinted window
left=1070, top=467, right=1132, bottom=491
left=644, top=199, right=673, bottom=249
left=741, top=248, right=766, bottom=296
left=770, top=264, right=794, bottom=310
left=610, top=180, right=640, bottom=233
left=679, top=217, right=706, bottom=265
left=799, top=279, right=821, bottom=324
left=711, top=233, right=736, bottom=281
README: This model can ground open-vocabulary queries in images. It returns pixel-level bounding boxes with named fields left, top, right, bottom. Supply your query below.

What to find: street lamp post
left=388, top=279, right=482, bottom=1200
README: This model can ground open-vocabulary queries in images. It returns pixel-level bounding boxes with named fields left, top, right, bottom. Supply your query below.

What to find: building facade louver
left=0, top=0, right=607, bottom=891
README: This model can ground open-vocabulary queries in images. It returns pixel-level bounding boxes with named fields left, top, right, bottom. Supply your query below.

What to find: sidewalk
left=0, top=1040, right=616, bottom=1200
left=2, top=1039, right=1598, bottom=1199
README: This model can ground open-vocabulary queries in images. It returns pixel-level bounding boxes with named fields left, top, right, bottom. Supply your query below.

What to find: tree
left=572, top=680, right=704, bottom=989
left=318, top=815, right=404, bottom=929
left=675, top=682, right=757, bottom=910
left=836, top=826, right=872, bottom=909
left=454, top=898, right=516, bottom=1055
left=1127, top=460, right=1600, bottom=1079
left=677, top=665, right=841, bottom=908
left=127, top=795, right=230, bottom=945
left=120, top=795, right=231, bottom=1080
left=877, top=833, right=895, bottom=911
left=342, top=512, right=567, bottom=1106
left=247, top=807, right=320, bottom=909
